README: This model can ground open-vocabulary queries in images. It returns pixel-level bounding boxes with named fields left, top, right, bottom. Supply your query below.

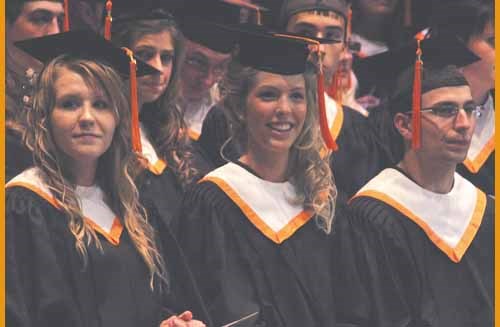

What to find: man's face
left=404, top=86, right=477, bottom=165
left=179, top=39, right=231, bottom=102
left=286, top=11, right=346, bottom=82
left=7, top=1, right=64, bottom=43
left=462, top=21, right=495, bottom=93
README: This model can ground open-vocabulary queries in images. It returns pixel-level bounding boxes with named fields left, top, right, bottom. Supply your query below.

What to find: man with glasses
left=334, top=64, right=493, bottom=326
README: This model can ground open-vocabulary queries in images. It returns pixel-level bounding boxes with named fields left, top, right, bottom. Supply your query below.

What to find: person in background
left=6, top=0, right=64, bottom=181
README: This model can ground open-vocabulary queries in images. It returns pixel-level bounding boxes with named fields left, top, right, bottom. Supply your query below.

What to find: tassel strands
left=63, top=0, right=70, bottom=31
left=411, top=35, right=423, bottom=149
left=104, top=0, right=113, bottom=40
left=122, top=47, right=142, bottom=154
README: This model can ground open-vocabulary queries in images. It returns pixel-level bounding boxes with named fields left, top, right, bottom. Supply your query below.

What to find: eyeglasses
left=406, top=101, right=483, bottom=119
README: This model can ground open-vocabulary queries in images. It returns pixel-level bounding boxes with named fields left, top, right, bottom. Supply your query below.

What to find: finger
left=178, top=310, right=193, bottom=321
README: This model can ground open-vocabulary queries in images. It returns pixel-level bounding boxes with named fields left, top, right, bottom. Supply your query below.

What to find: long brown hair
left=112, top=12, right=196, bottom=185
left=25, top=56, right=166, bottom=288
left=220, top=61, right=337, bottom=233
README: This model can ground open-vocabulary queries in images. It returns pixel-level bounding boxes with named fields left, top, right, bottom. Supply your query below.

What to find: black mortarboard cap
left=236, top=30, right=311, bottom=75
left=15, top=30, right=159, bottom=77
left=280, top=0, right=349, bottom=25
left=355, top=35, right=480, bottom=87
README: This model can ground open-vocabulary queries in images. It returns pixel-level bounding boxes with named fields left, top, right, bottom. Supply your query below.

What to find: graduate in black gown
left=195, top=0, right=392, bottom=198
left=7, top=31, right=209, bottom=327
left=335, top=63, right=493, bottom=326
left=176, top=30, right=344, bottom=326
left=107, top=2, right=198, bottom=226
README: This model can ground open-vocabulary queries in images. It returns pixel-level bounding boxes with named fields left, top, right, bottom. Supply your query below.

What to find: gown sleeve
left=175, top=182, right=264, bottom=327
left=334, top=197, right=423, bottom=327
left=6, top=187, right=81, bottom=327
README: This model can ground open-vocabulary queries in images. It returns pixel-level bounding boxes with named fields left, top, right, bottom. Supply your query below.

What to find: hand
left=159, top=311, right=206, bottom=327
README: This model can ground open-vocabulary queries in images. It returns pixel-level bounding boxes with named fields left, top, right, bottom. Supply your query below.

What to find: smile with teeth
left=267, top=122, right=294, bottom=132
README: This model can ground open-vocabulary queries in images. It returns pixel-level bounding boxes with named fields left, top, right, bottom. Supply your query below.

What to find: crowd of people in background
left=5, top=0, right=494, bottom=326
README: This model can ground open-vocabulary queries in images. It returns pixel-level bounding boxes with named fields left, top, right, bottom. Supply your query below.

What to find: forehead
left=421, top=86, right=472, bottom=105
left=287, top=11, right=345, bottom=30
left=54, top=66, right=106, bottom=97
left=185, top=39, right=231, bottom=63
left=22, top=1, right=64, bottom=15
left=133, top=31, right=174, bottom=50
left=253, top=71, right=305, bottom=88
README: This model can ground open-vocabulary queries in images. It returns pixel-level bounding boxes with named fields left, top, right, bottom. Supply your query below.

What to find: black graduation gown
left=6, top=186, right=211, bottom=327
left=457, top=152, right=494, bottom=195
left=176, top=179, right=338, bottom=327
left=195, top=104, right=391, bottom=197
left=137, top=167, right=184, bottom=227
left=334, top=194, right=494, bottom=327
left=5, top=128, right=33, bottom=182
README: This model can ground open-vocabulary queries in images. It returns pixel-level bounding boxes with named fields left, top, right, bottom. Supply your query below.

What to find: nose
left=201, top=69, right=218, bottom=88
left=277, top=96, right=292, bottom=115
left=79, top=104, right=96, bottom=128
left=45, top=17, right=61, bottom=35
left=454, top=108, right=473, bottom=131
left=149, top=54, right=163, bottom=73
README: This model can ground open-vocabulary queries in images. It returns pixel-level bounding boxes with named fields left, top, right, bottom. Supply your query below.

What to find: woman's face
left=245, top=71, right=307, bottom=157
left=50, top=67, right=117, bottom=166
left=132, top=30, right=174, bottom=105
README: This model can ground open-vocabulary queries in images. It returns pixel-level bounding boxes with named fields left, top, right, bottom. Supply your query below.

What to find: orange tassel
left=411, top=37, right=423, bottom=149
left=63, top=0, right=70, bottom=31
left=104, top=0, right=113, bottom=40
left=403, top=0, right=412, bottom=27
left=318, top=71, right=338, bottom=151
left=327, top=71, right=343, bottom=103
left=122, top=48, right=142, bottom=153
left=347, top=7, right=352, bottom=39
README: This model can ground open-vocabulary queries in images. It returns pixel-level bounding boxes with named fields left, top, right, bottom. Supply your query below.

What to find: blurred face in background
left=356, top=0, right=399, bottom=17
left=286, top=11, right=345, bottom=82
left=7, top=1, right=64, bottom=43
left=179, top=39, right=231, bottom=102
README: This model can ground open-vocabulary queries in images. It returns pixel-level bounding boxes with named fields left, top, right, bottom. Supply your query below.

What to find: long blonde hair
left=25, top=56, right=166, bottom=288
left=220, top=61, right=337, bottom=233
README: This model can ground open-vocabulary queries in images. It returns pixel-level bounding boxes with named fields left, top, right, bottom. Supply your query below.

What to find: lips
left=73, top=133, right=101, bottom=141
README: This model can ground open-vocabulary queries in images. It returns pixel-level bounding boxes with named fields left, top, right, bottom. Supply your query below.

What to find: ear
left=393, top=112, right=413, bottom=142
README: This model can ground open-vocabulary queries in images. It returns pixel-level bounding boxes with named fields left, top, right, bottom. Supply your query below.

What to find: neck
left=399, top=151, right=456, bottom=194
left=71, top=160, right=97, bottom=187
left=240, top=149, right=289, bottom=183
left=353, top=16, right=387, bottom=42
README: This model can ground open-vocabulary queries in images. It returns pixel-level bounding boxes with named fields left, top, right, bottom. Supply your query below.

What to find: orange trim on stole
left=6, top=182, right=124, bottom=245
left=463, top=136, right=495, bottom=173
left=350, top=189, right=487, bottom=263
left=188, top=128, right=200, bottom=141
left=147, top=159, right=167, bottom=175
left=201, top=176, right=314, bottom=244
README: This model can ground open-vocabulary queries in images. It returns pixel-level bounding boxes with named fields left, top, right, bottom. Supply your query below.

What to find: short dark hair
left=430, top=0, right=493, bottom=42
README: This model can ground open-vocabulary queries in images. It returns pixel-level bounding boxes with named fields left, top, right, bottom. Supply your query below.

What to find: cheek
left=163, top=63, right=174, bottom=85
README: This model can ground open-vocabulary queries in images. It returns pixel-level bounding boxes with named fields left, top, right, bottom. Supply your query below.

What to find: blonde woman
left=6, top=33, right=208, bottom=327
left=176, top=32, right=341, bottom=326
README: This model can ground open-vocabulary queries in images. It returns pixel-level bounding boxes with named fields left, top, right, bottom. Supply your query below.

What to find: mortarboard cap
left=280, top=0, right=350, bottom=25
left=16, top=30, right=160, bottom=154
left=15, top=30, right=159, bottom=77
left=358, top=34, right=478, bottom=149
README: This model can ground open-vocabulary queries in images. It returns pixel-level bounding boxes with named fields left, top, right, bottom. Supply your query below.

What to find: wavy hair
left=111, top=12, right=196, bottom=185
left=219, top=61, right=337, bottom=233
left=25, top=56, right=166, bottom=288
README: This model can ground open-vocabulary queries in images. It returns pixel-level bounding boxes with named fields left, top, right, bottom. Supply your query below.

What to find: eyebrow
left=29, top=9, right=65, bottom=17
left=293, top=22, right=344, bottom=31
left=134, top=45, right=174, bottom=53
